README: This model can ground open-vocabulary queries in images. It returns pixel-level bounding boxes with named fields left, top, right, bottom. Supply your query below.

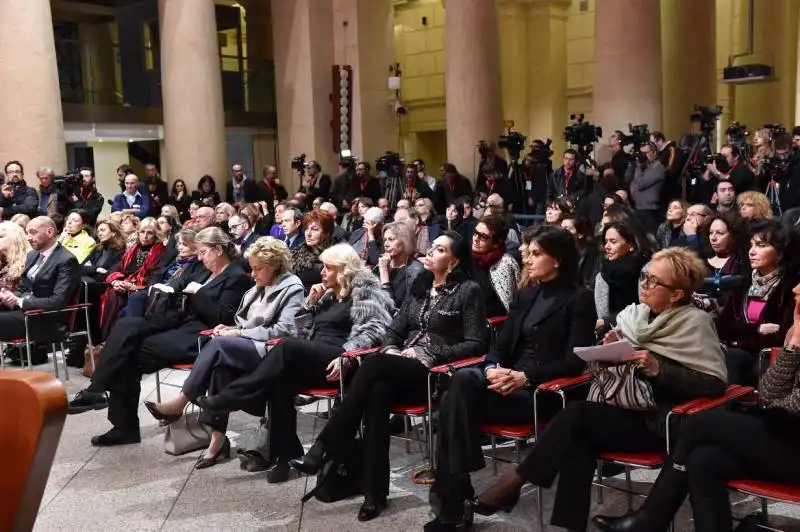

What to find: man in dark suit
left=226, top=163, right=258, bottom=208
left=547, top=149, right=591, bottom=206
left=280, top=207, right=304, bottom=250
left=0, top=216, right=80, bottom=364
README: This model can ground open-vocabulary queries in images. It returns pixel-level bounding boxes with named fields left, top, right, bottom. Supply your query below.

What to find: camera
left=618, top=123, right=651, bottom=153
left=527, top=139, right=553, bottom=165
left=761, top=154, right=792, bottom=177
left=726, top=122, right=749, bottom=144
left=290, top=153, right=307, bottom=174
left=53, top=170, right=81, bottom=196
left=375, top=151, right=404, bottom=178
left=690, top=105, right=722, bottom=135
left=498, top=130, right=527, bottom=161
left=763, top=122, right=786, bottom=139
left=563, top=113, right=603, bottom=148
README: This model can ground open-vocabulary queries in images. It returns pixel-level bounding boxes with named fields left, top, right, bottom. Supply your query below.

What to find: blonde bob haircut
left=0, top=221, right=31, bottom=281
left=650, top=247, right=707, bottom=305
left=736, top=191, right=773, bottom=220
left=319, top=243, right=369, bottom=299
left=382, top=221, right=415, bottom=259
left=138, top=217, right=164, bottom=242
left=245, top=236, right=292, bottom=276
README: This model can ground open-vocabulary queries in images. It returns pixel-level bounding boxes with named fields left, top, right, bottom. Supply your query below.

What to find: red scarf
left=564, top=168, right=574, bottom=190
left=406, top=176, right=416, bottom=198
left=105, top=242, right=166, bottom=289
left=360, top=177, right=370, bottom=194
left=472, top=246, right=506, bottom=269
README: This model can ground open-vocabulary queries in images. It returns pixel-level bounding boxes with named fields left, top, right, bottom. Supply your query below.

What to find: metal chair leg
left=404, top=415, right=411, bottom=453
left=51, top=343, right=59, bottom=379
left=491, top=435, right=498, bottom=475
left=596, top=462, right=605, bottom=504
left=155, top=371, right=162, bottom=403
left=60, top=342, right=69, bottom=381
left=24, top=320, right=32, bottom=370
left=625, top=466, right=633, bottom=510
left=0, top=342, right=5, bottom=369
left=536, top=486, right=545, bottom=532
left=761, top=498, right=769, bottom=521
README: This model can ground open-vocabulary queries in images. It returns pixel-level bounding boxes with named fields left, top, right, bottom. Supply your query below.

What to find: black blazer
left=82, top=244, right=124, bottom=282
left=486, top=283, right=597, bottom=385
left=226, top=178, right=259, bottom=205
left=18, top=243, right=80, bottom=310
left=184, top=262, right=253, bottom=327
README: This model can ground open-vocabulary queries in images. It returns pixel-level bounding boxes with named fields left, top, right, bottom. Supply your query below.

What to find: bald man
left=0, top=216, right=80, bottom=364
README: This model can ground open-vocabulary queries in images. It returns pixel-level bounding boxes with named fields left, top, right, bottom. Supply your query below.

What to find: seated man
left=111, top=174, right=150, bottom=220
left=0, top=216, right=80, bottom=364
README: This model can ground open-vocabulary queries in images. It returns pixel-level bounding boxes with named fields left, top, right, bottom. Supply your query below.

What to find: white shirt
left=18, top=240, right=59, bottom=308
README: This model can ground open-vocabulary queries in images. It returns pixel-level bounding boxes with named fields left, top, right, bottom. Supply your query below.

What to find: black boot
left=689, top=494, right=734, bottom=532
left=424, top=475, right=474, bottom=531
left=593, top=458, right=688, bottom=532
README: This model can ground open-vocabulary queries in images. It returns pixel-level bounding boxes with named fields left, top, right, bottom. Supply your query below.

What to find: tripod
left=765, top=179, right=782, bottom=216
left=384, top=174, right=404, bottom=210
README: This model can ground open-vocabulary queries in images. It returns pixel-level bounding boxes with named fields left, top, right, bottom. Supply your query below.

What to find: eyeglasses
left=228, top=221, right=247, bottom=231
left=639, top=270, right=677, bottom=291
left=473, top=231, right=492, bottom=242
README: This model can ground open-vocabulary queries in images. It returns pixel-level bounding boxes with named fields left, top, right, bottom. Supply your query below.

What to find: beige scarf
left=616, top=303, right=728, bottom=384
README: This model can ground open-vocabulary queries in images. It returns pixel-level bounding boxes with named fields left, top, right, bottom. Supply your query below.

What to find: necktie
left=28, top=254, right=45, bottom=280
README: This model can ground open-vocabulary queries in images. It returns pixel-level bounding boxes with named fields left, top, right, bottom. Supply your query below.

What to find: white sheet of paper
left=182, top=281, right=203, bottom=294
left=149, top=283, right=174, bottom=295
left=574, top=340, right=635, bottom=363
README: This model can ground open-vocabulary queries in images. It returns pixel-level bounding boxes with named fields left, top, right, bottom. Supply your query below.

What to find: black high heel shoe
left=466, top=488, right=520, bottom=516
left=357, top=496, right=387, bottom=522
left=196, top=436, right=231, bottom=469
left=289, top=441, right=327, bottom=475
left=144, top=401, right=182, bottom=424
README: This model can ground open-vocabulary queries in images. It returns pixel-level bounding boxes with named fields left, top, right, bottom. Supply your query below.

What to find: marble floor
left=15, top=360, right=800, bottom=532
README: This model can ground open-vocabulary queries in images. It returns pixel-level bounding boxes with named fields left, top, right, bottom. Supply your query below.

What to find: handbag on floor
left=586, top=361, right=657, bottom=410
left=163, top=410, right=211, bottom=455
left=82, top=344, right=102, bottom=378
left=301, top=438, right=363, bottom=504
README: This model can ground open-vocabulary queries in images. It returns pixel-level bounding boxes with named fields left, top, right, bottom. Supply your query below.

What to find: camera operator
left=624, top=142, right=665, bottom=234
left=434, top=163, right=473, bottom=214
left=0, top=161, right=38, bottom=219
left=329, top=157, right=355, bottom=211
left=298, top=160, right=332, bottom=209
left=772, top=134, right=800, bottom=211
left=36, top=166, right=71, bottom=217
left=347, top=161, right=381, bottom=205
left=412, top=159, right=437, bottom=194
left=546, top=148, right=590, bottom=207
left=479, top=142, right=510, bottom=180
left=608, top=131, right=631, bottom=185
left=520, top=141, right=551, bottom=215
left=651, top=131, right=685, bottom=206
left=71, top=167, right=104, bottom=225
left=702, top=144, right=755, bottom=195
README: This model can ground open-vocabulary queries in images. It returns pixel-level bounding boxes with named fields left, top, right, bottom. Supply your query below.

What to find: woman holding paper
left=472, top=247, right=728, bottom=532
left=67, top=227, right=252, bottom=448
left=424, top=225, right=596, bottom=531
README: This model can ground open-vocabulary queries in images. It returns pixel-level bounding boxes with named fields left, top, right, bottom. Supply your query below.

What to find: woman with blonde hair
left=145, top=237, right=305, bottom=467
left=9, top=213, right=29, bottom=230
left=120, top=213, right=140, bottom=248
left=750, top=128, right=774, bottom=177
left=376, top=221, right=424, bottom=307
left=737, top=190, right=773, bottom=221
left=197, top=243, right=395, bottom=481
left=215, top=202, right=236, bottom=225
left=0, top=221, right=30, bottom=291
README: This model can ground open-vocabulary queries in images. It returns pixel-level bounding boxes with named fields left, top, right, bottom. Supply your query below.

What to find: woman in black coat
left=425, top=225, right=597, bottom=530
left=67, top=227, right=252, bottom=447
left=290, top=231, right=489, bottom=522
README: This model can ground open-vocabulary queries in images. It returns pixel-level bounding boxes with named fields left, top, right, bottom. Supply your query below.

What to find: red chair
left=153, top=328, right=217, bottom=403
left=0, top=287, right=91, bottom=381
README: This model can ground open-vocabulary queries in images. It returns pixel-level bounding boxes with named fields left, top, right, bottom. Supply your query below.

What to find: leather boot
left=593, top=458, right=688, bottom=532
left=689, top=494, right=734, bottom=532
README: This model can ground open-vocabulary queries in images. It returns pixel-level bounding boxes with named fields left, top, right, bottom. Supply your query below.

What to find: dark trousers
left=517, top=401, right=662, bottom=531
left=669, top=410, right=800, bottom=532
left=88, top=316, right=197, bottom=432
left=725, top=346, right=759, bottom=386
left=318, top=353, right=429, bottom=500
left=181, top=336, right=263, bottom=432
left=122, top=289, right=148, bottom=318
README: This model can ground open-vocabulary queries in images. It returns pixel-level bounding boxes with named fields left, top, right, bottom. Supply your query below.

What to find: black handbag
left=301, top=438, right=363, bottom=504
left=145, top=290, right=188, bottom=330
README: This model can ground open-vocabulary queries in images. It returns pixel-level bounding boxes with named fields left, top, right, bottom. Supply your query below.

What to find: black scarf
left=601, top=254, right=646, bottom=314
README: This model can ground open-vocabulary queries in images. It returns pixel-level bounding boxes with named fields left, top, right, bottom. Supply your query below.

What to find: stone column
left=271, top=0, right=336, bottom=192
left=526, top=0, right=570, bottom=150
left=158, top=0, right=226, bottom=188
left=332, top=0, right=397, bottom=163
left=497, top=0, right=529, bottom=134
left=0, top=0, right=66, bottom=173
left=445, top=0, right=503, bottom=179
left=661, top=0, right=716, bottom=140
left=593, top=0, right=662, bottom=135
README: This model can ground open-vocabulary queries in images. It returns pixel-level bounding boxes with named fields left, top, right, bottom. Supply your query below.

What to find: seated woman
left=544, top=199, right=573, bottom=226
left=120, top=213, right=140, bottom=248
left=191, top=174, right=221, bottom=207
left=593, top=282, right=800, bottom=532
left=716, top=219, right=799, bottom=385
left=444, top=200, right=474, bottom=243
left=144, top=237, right=305, bottom=467
left=98, top=217, right=166, bottom=341
left=58, top=210, right=96, bottom=264
left=123, top=229, right=203, bottom=318
left=561, top=215, right=600, bottom=290
left=375, top=221, right=424, bottom=308
left=594, top=220, right=651, bottom=335
left=0, top=220, right=30, bottom=291
left=215, top=202, right=236, bottom=228
left=694, top=211, right=750, bottom=312
left=737, top=190, right=773, bottom=222
left=290, top=209, right=338, bottom=289
left=425, top=226, right=597, bottom=530
left=470, top=214, right=519, bottom=317
left=182, top=200, right=202, bottom=228
left=347, top=206, right=383, bottom=266
left=68, top=227, right=252, bottom=446
left=195, top=244, right=394, bottom=480
left=655, top=200, right=687, bottom=249
left=472, top=247, right=728, bottom=532
left=157, top=214, right=179, bottom=246
left=414, top=197, right=442, bottom=255
left=290, top=232, right=488, bottom=522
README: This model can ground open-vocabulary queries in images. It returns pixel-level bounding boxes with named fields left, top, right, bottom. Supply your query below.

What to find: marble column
left=271, top=0, right=336, bottom=191
left=333, top=0, right=397, bottom=162
left=661, top=0, right=716, bottom=140
left=159, top=0, right=226, bottom=188
left=593, top=0, right=662, bottom=136
left=0, top=0, right=66, bottom=173
left=445, top=0, right=503, bottom=179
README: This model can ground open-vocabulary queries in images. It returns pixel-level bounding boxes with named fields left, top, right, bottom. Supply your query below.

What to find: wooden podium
left=0, top=371, right=67, bottom=532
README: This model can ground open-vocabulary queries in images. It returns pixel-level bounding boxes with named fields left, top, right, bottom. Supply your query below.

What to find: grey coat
left=625, top=159, right=665, bottom=210
left=234, top=272, right=305, bottom=356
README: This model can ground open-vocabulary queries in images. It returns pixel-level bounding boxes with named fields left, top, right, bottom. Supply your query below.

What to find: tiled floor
left=15, top=360, right=800, bottom=531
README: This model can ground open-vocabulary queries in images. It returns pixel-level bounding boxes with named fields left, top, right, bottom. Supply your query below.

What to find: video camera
left=763, top=122, right=786, bottom=139
left=563, top=113, right=603, bottom=148
left=761, top=154, right=792, bottom=177
left=618, top=123, right=651, bottom=154
left=690, top=105, right=722, bottom=135
left=290, top=153, right=307, bottom=175
left=376, top=151, right=404, bottom=178
left=54, top=170, right=82, bottom=196
left=726, top=122, right=749, bottom=144
left=498, top=129, right=527, bottom=162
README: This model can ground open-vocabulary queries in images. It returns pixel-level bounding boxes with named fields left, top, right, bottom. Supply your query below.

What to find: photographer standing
left=329, top=158, right=355, bottom=211
left=625, top=142, right=665, bottom=234
left=519, top=141, right=551, bottom=215
left=773, top=134, right=800, bottom=212
left=651, top=131, right=685, bottom=206
left=346, top=161, right=381, bottom=205
left=608, top=132, right=631, bottom=186
left=71, top=168, right=104, bottom=224
left=702, top=145, right=755, bottom=195
left=0, top=161, right=38, bottom=219
left=36, top=166, right=71, bottom=217
left=546, top=149, right=590, bottom=207
left=434, top=163, right=473, bottom=214
left=298, top=160, right=331, bottom=209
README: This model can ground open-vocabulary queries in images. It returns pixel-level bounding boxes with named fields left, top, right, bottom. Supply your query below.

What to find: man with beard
left=1, top=161, right=39, bottom=219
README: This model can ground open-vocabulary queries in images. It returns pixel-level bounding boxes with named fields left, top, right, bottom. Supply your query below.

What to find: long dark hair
left=411, top=230, right=473, bottom=296
left=524, top=225, right=580, bottom=286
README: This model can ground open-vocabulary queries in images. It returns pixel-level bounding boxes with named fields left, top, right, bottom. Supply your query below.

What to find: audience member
left=470, top=214, right=519, bottom=317
left=347, top=206, right=383, bottom=266
left=111, top=174, right=149, bottom=220
left=695, top=212, right=751, bottom=312
left=280, top=207, right=304, bottom=250
left=169, top=179, right=191, bottom=221
left=58, top=210, right=96, bottom=264
left=289, top=210, right=337, bottom=289
left=1, top=161, right=39, bottom=219
left=0, top=220, right=31, bottom=291
left=192, top=175, right=221, bottom=207
left=10, top=213, right=29, bottom=230
left=72, top=168, right=104, bottom=224
left=375, top=221, right=424, bottom=308
left=737, top=190, right=773, bottom=221
left=561, top=215, right=600, bottom=289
